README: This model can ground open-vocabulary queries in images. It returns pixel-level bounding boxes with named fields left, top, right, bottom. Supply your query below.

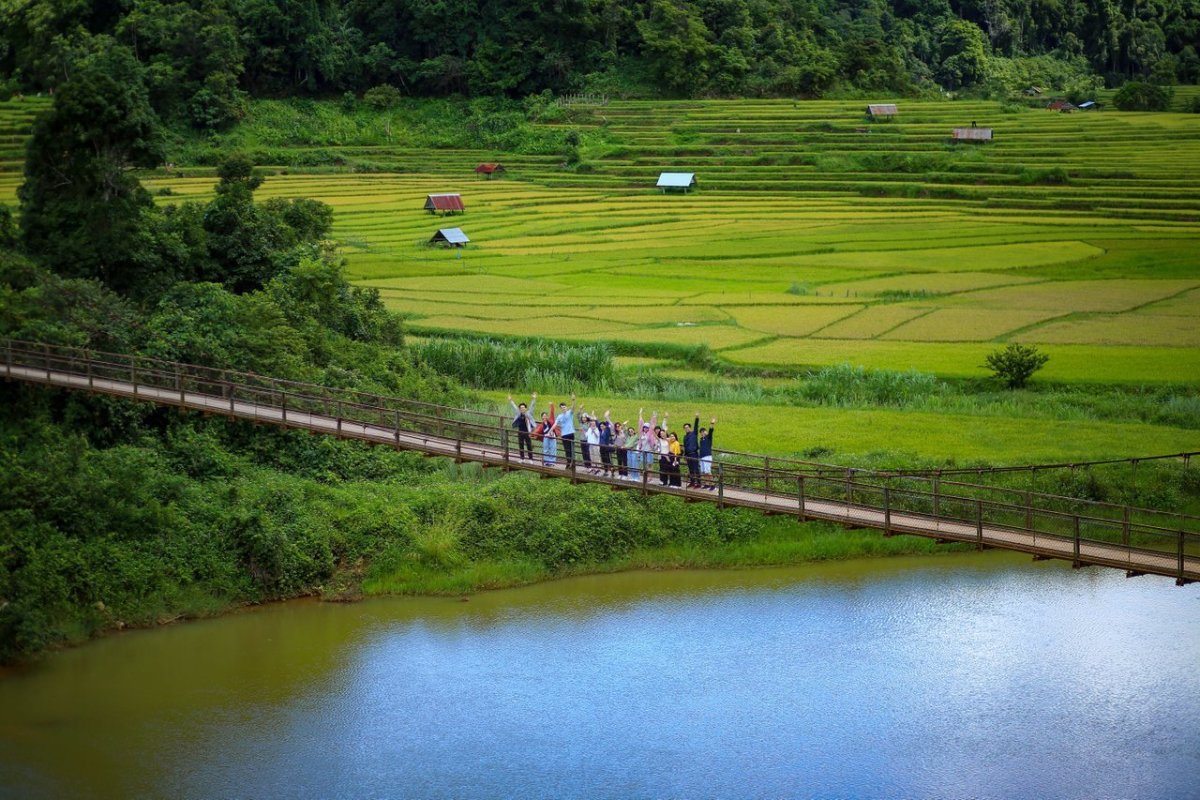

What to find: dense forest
left=2, top=0, right=1199, bottom=129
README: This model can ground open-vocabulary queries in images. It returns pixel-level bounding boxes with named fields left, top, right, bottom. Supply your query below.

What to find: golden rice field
left=3, top=95, right=1199, bottom=384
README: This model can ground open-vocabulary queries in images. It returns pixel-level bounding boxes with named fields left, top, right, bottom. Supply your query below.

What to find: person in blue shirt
left=555, top=393, right=577, bottom=466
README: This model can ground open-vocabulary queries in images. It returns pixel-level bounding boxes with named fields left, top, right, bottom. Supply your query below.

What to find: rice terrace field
left=2, top=93, right=1199, bottom=461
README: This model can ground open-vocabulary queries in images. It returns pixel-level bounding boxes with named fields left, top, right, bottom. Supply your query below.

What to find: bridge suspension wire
left=3, top=337, right=1198, bottom=585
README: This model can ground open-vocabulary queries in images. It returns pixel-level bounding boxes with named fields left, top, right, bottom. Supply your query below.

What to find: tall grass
left=412, top=336, right=615, bottom=389
left=788, top=363, right=946, bottom=407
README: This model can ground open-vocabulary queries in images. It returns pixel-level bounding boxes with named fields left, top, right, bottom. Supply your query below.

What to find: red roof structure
left=474, top=163, right=505, bottom=174
left=425, top=193, right=465, bottom=214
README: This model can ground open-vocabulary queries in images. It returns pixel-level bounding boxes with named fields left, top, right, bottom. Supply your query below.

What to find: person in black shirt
left=508, top=393, right=537, bottom=460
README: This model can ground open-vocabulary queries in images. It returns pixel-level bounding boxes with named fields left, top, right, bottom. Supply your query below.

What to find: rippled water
left=2, top=552, right=1198, bottom=799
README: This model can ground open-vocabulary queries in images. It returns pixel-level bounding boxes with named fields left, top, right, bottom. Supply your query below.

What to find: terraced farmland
left=3, top=95, right=1199, bottom=384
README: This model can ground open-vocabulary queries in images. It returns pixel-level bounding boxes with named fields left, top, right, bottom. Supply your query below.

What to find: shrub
left=1113, top=81, right=1172, bottom=111
left=984, top=343, right=1049, bottom=388
left=363, top=85, right=402, bottom=110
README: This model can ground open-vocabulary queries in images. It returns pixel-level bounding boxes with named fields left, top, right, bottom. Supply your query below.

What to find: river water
left=1, top=552, right=1198, bottom=799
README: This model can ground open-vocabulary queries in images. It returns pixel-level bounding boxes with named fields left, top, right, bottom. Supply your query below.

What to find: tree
left=984, top=343, right=1049, bottom=388
left=1113, top=80, right=1172, bottom=111
left=936, top=19, right=989, bottom=89
left=363, top=84, right=402, bottom=109
left=17, top=39, right=166, bottom=297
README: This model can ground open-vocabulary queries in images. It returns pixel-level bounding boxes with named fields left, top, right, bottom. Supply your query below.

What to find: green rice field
left=2, top=95, right=1199, bottom=386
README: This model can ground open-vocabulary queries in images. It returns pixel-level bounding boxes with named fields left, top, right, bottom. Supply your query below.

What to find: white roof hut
left=430, top=227, right=469, bottom=247
left=657, top=172, right=696, bottom=193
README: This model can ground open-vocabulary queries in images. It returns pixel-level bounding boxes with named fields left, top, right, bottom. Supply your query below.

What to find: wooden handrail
left=6, top=338, right=1200, bottom=548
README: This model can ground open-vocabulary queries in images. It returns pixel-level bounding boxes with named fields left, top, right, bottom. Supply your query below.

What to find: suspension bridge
left=3, top=338, right=1197, bottom=585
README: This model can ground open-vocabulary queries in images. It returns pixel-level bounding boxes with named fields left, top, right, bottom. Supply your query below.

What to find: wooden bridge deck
left=4, top=343, right=1198, bottom=586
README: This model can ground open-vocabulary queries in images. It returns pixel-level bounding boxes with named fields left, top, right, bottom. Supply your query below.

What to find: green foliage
left=984, top=343, right=1050, bottom=389
left=789, top=364, right=946, bottom=407
left=412, top=337, right=614, bottom=390
left=1113, top=81, right=1173, bottom=111
left=363, top=84, right=402, bottom=109
left=5, top=0, right=1197, bottom=99
left=17, top=40, right=167, bottom=296
left=0, top=206, right=16, bottom=249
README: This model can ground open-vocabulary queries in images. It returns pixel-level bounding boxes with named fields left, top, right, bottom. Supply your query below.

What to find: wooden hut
left=657, top=172, right=697, bottom=193
left=429, top=227, right=469, bottom=247
left=866, top=103, right=898, bottom=119
left=475, top=163, right=505, bottom=177
left=425, top=193, right=465, bottom=215
left=951, top=128, right=993, bottom=143
left=1047, top=100, right=1077, bottom=113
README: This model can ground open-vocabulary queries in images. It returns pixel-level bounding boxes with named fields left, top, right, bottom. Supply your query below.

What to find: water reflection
left=2, top=553, right=1198, bottom=799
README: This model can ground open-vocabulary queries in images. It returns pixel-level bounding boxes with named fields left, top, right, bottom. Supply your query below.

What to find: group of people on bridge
left=508, top=393, right=716, bottom=489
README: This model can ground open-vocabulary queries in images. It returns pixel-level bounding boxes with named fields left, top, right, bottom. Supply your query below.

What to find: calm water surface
left=1, top=552, right=1198, bottom=799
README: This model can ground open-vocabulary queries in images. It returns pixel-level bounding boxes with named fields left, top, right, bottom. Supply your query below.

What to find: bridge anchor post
left=797, top=475, right=806, bottom=521
left=883, top=487, right=892, bottom=536
left=717, top=464, right=724, bottom=509
left=975, top=500, right=983, bottom=550
left=1073, top=514, right=1081, bottom=568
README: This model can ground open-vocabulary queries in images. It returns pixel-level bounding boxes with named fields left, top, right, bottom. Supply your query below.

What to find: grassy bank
left=361, top=517, right=966, bottom=596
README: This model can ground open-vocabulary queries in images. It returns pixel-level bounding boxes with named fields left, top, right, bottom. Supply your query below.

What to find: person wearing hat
left=636, top=408, right=660, bottom=482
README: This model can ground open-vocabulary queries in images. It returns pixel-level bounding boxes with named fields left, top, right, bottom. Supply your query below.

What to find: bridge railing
left=4, top=337, right=1199, bottom=576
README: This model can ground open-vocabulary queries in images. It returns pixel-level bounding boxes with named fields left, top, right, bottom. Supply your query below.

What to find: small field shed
left=657, top=172, right=697, bottom=193
left=430, top=227, right=469, bottom=247
left=475, top=163, right=505, bottom=176
left=867, top=103, right=898, bottom=118
left=952, top=128, right=993, bottom=143
left=425, top=193, right=465, bottom=214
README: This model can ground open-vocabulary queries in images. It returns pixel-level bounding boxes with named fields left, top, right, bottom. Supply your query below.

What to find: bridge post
left=845, top=469, right=852, bottom=506
left=44, top=342, right=51, bottom=382
left=131, top=359, right=137, bottom=397
left=1179, top=529, right=1186, bottom=585
left=502, top=426, right=510, bottom=466
left=395, top=410, right=401, bottom=447
left=281, top=393, right=287, bottom=424
left=1122, top=506, right=1131, bottom=547
left=86, top=356, right=93, bottom=389
left=4, top=339, right=11, bottom=376
left=975, top=500, right=983, bottom=549
left=642, top=461, right=649, bottom=496
left=717, top=463, right=725, bottom=509
left=884, top=487, right=892, bottom=536
left=764, top=457, right=771, bottom=495
left=1073, top=515, right=1081, bottom=568
left=228, top=382, right=234, bottom=414
left=797, top=475, right=806, bottom=521
left=336, top=401, right=343, bottom=433
left=932, top=474, right=941, bottom=517
left=177, top=367, right=185, bottom=405
left=1025, top=491, right=1033, bottom=531
left=456, top=423, right=463, bottom=462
